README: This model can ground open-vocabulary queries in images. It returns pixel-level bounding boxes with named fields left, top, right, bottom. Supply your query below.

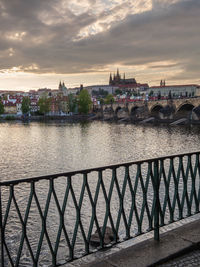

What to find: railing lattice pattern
left=0, top=152, right=200, bottom=266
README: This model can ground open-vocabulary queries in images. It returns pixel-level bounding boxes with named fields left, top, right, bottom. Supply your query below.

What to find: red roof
left=4, top=101, right=16, bottom=107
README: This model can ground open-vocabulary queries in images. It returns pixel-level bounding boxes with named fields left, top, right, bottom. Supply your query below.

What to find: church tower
left=58, top=81, right=68, bottom=96
left=109, top=73, right=113, bottom=85
left=59, top=81, right=62, bottom=91
left=160, top=80, right=166, bottom=87
left=116, top=68, right=121, bottom=83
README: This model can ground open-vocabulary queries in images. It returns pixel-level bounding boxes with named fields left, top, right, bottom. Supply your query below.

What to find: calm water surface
left=1, top=121, right=200, bottom=266
left=0, top=121, right=199, bottom=181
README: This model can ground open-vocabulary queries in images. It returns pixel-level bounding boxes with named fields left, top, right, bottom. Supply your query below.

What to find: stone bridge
left=99, top=97, right=200, bottom=120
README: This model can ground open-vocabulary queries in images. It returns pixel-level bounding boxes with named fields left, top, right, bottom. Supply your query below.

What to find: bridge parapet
left=100, top=97, right=200, bottom=119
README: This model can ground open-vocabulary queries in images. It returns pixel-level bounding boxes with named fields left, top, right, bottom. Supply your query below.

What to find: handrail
left=1, top=151, right=200, bottom=186
left=1, top=151, right=200, bottom=266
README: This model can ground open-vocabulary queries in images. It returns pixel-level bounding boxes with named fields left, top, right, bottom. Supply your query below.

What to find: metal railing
left=0, top=151, right=200, bottom=266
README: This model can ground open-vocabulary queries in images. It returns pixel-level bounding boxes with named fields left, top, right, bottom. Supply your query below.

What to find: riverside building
left=149, top=80, right=200, bottom=98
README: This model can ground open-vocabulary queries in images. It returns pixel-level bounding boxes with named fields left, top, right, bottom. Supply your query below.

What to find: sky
left=0, top=0, right=200, bottom=91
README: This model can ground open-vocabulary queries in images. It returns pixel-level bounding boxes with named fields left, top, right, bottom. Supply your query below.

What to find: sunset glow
left=0, top=0, right=199, bottom=90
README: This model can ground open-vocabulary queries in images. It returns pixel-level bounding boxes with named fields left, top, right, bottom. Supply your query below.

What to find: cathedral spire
left=59, top=81, right=62, bottom=90
left=109, top=73, right=113, bottom=85
left=117, top=68, right=120, bottom=78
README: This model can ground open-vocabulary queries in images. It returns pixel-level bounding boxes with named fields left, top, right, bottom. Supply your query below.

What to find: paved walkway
left=64, top=218, right=200, bottom=267
left=159, top=248, right=200, bottom=266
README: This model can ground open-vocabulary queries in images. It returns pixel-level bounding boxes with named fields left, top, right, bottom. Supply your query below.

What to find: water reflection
left=0, top=121, right=200, bottom=181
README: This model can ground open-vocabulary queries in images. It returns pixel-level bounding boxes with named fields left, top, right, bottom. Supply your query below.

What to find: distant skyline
left=0, top=0, right=200, bottom=91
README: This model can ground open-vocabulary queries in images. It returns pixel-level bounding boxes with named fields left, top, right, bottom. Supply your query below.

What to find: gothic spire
left=59, top=81, right=62, bottom=90
left=117, top=68, right=120, bottom=77
left=109, top=73, right=113, bottom=85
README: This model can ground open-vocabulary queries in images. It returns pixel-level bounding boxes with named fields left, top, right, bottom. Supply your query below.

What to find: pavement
left=158, top=248, right=200, bottom=266
left=63, top=217, right=200, bottom=267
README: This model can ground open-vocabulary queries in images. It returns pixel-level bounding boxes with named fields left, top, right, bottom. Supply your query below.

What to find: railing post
left=154, top=160, right=160, bottom=241
left=0, top=185, right=4, bottom=266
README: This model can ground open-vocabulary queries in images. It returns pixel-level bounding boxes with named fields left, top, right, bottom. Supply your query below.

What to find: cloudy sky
left=0, top=0, right=199, bottom=90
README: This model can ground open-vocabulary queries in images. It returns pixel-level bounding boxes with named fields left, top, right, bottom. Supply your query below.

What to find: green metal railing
left=0, top=151, right=200, bottom=266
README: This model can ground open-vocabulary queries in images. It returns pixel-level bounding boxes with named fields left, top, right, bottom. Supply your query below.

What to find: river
left=0, top=121, right=200, bottom=181
left=0, top=121, right=200, bottom=266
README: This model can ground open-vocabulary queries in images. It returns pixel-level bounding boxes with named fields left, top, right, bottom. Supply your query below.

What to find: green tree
left=68, top=93, right=77, bottom=113
left=105, top=94, right=114, bottom=104
left=38, top=96, right=51, bottom=115
left=21, top=96, right=31, bottom=114
left=100, top=98, right=104, bottom=105
left=3, top=94, right=7, bottom=101
left=78, top=89, right=92, bottom=114
left=149, top=90, right=154, bottom=97
left=115, top=89, right=122, bottom=95
left=0, top=101, right=4, bottom=114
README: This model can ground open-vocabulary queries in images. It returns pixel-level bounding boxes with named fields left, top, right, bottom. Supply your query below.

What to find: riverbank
left=0, top=114, right=95, bottom=123
left=1, top=113, right=200, bottom=126
left=96, top=114, right=200, bottom=125
left=95, top=116, right=200, bottom=126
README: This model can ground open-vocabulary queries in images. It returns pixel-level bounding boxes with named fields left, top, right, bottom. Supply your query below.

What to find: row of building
left=0, top=83, right=74, bottom=115
left=86, top=70, right=200, bottom=98
left=149, top=81, right=200, bottom=98
left=1, top=70, right=200, bottom=115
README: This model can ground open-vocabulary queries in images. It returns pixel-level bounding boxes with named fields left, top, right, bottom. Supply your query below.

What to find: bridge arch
left=115, top=106, right=129, bottom=119
left=159, top=105, right=175, bottom=119
left=150, top=104, right=164, bottom=117
left=175, top=103, right=195, bottom=119
left=131, top=106, right=140, bottom=114
left=130, top=106, right=140, bottom=117
left=115, top=106, right=122, bottom=115
left=176, top=102, right=195, bottom=112
left=104, top=106, right=114, bottom=113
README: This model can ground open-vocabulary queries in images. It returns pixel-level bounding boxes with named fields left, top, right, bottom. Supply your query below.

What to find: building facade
left=109, top=69, right=149, bottom=92
left=149, top=81, right=200, bottom=98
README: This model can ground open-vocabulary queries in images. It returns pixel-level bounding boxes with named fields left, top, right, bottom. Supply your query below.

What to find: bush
left=5, top=115, right=16, bottom=120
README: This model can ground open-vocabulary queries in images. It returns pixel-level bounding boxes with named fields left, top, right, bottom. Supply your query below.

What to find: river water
left=0, top=121, right=200, bottom=266
left=0, top=121, right=200, bottom=181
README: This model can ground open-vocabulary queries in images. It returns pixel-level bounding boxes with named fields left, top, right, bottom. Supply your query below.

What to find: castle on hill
left=109, top=69, right=149, bottom=90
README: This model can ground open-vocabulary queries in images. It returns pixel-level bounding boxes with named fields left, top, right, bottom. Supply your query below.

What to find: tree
left=115, top=89, right=122, bottom=95
left=68, top=93, right=77, bottom=113
left=105, top=94, right=114, bottom=104
left=38, top=96, right=51, bottom=115
left=92, top=89, right=108, bottom=97
left=149, top=90, right=154, bottom=97
left=99, top=88, right=108, bottom=97
left=0, top=101, right=4, bottom=115
left=21, top=96, right=31, bottom=114
left=78, top=89, right=92, bottom=114
left=100, top=98, right=104, bottom=105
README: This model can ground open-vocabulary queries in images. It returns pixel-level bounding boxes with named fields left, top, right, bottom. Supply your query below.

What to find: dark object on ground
left=90, top=226, right=118, bottom=247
